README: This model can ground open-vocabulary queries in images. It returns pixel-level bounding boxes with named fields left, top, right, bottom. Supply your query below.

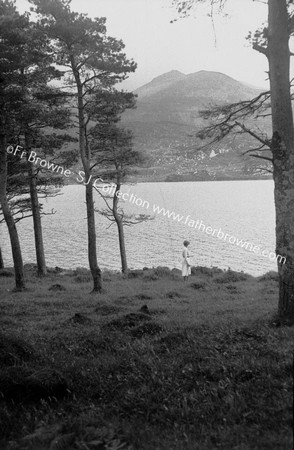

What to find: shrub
left=226, top=284, right=239, bottom=292
left=142, top=267, right=179, bottom=281
left=153, top=266, right=172, bottom=277
left=214, top=269, right=250, bottom=284
left=190, top=282, right=206, bottom=290
left=258, top=271, right=279, bottom=282
left=128, top=269, right=144, bottom=279
left=191, top=266, right=224, bottom=277
left=143, top=270, right=159, bottom=281
left=74, top=267, right=91, bottom=275
left=48, top=284, right=66, bottom=291
left=0, top=269, right=14, bottom=277
left=74, top=274, right=92, bottom=283
left=0, top=333, right=36, bottom=367
left=171, top=268, right=181, bottom=277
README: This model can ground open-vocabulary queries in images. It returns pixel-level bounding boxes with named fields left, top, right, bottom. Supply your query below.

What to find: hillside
left=121, top=70, right=272, bottom=182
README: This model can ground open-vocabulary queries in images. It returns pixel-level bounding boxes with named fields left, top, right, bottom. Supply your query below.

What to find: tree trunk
left=113, top=182, right=128, bottom=274
left=268, top=0, right=294, bottom=320
left=71, top=57, right=102, bottom=292
left=117, top=220, right=128, bottom=274
left=0, top=134, right=25, bottom=290
left=26, top=137, right=47, bottom=277
left=1, top=195, right=26, bottom=290
left=0, top=246, right=4, bottom=269
left=86, top=180, right=102, bottom=291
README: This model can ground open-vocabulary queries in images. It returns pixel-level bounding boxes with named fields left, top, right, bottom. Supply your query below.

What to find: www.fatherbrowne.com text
left=151, top=204, right=286, bottom=265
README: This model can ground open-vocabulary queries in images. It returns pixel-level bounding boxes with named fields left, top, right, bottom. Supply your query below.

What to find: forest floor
left=0, top=265, right=293, bottom=450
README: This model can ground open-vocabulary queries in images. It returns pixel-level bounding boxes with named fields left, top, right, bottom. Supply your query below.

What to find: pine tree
left=30, top=0, right=136, bottom=291
left=90, top=90, right=151, bottom=274
left=0, top=0, right=29, bottom=290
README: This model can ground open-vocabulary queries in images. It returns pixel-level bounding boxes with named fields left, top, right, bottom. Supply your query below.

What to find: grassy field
left=0, top=265, right=293, bottom=450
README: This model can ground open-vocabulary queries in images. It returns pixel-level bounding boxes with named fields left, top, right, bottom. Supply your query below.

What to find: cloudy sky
left=17, top=0, right=270, bottom=90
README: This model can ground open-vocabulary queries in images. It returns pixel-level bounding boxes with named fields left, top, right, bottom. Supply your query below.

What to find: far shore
left=63, top=174, right=273, bottom=186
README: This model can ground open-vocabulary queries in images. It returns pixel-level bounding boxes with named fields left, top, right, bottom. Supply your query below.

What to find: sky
left=16, top=0, right=271, bottom=91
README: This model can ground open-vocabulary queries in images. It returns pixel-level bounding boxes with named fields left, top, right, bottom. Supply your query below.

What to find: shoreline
left=0, top=263, right=278, bottom=280
left=64, top=175, right=273, bottom=186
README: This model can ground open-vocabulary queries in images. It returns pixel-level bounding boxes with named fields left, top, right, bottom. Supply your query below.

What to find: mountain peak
left=135, top=70, right=261, bottom=100
left=134, top=70, right=185, bottom=98
left=151, top=70, right=185, bottom=83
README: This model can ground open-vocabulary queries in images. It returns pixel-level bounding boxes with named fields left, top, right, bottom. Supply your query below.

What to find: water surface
left=0, top=180, right=277, bottom=275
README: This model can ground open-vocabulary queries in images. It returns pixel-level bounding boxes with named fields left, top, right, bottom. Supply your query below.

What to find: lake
left=0, top=180, right=278, bottom=276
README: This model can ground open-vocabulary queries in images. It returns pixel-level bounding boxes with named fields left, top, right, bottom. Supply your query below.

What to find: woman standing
left=182, top=240, right=191, bottom=281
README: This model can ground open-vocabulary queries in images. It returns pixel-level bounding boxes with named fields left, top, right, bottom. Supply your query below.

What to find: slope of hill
left=121, top=70, right=272, bottom=182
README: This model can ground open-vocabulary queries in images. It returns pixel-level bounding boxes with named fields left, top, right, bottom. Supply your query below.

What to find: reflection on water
left=0, top=180, right=277, bottom=275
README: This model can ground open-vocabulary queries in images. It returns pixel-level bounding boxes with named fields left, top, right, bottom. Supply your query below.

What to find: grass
left=0, top=265, right=293, bottom=450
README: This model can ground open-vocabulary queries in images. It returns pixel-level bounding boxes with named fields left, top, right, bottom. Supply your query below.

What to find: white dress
left=182, top=247, right=191, bottom=276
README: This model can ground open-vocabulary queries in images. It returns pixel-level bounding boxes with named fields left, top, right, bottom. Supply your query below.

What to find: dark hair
left=183, top=240, right=190, bottom=247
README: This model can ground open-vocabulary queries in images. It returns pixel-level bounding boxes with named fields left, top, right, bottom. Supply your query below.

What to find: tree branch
left=252, top=42, right=268, bottom=56
left=250, top=154, right=273, bottom=162
left=235, top=121, right=271, bottom=147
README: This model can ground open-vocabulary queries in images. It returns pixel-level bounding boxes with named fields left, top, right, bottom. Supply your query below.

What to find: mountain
left=134, top=70, right=186, bottom=99
left=121, top=70, right=272, bottom=182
